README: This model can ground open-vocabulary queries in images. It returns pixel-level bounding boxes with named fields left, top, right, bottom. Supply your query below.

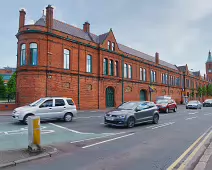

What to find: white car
left=12, top=97, right=77, bottom=124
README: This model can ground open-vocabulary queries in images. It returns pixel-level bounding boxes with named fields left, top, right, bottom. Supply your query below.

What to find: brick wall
left=0, top=104, right=17, bottom=111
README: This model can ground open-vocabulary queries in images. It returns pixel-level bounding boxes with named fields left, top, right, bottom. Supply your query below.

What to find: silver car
left=186, top=100, right=202, bottom=109
left=12, top=97, right=77, bottom=124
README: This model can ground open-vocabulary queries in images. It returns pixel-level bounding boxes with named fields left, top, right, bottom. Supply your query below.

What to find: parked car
left=156, top=99, right=177, bottom=113
left=203, top=99, right=212, bottom=107
left=104, top=101, right=159, bottom=128
left=12, top=97, right=77, bottom=124
left=186, top=100, right=202, bottom=109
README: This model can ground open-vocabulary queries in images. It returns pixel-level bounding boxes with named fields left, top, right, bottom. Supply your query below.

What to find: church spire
left=207, top=50, right=212, bottom=63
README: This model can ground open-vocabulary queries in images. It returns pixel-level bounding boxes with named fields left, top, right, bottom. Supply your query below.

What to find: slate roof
left=34, top=17, right=178, bottom=70
left=192, top=71, right=200, bottom=77
left=177, top=65, right=187, bottom=72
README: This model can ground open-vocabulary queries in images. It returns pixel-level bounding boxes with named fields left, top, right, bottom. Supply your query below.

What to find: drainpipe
left=168, top=70, right=170, bottom=95
left=121, top=55, right=124, bottom=104
left=98, top=46, right=100, bottom=109
left=78, top=44, right=80, bottom=109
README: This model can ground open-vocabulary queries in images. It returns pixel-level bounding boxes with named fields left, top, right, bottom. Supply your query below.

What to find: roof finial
left=42, top=10, right=45, bottom=17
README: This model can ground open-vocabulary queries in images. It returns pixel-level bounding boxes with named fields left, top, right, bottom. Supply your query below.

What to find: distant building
left=206, top=51, right=212, bottom=82
left=0, top=67, right=16, bottom=85
left=16, top=5, right=210, bottom=109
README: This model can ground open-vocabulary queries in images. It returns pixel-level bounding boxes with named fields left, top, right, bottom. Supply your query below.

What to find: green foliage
left=198, top=87, right=203, bottom=97
left=0, top=75, right=6, bottom=98
left=202, top=86, right=207, bottom=96
left=207, top=84, right=212, bottom=96
left=190, top=89, right=195, bottom=99
left=6, top=72, right=16, bottom=100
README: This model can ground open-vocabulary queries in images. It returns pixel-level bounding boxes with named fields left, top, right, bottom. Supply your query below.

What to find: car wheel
left=165, top=108, right=169, bottom=113
left=64, top=113, right=73, bottom=122
left=127, top=117, right=135, bottom=128
left=23, top=114, right=33, bottom=125
left=152, top=114, right=159, bottom=124
left=173, top=107, right=177, bottom=112
left=186, top=107, right=188, bottom=109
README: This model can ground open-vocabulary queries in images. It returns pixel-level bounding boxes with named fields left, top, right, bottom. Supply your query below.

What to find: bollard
left=28, top=116, right=41, bottom=152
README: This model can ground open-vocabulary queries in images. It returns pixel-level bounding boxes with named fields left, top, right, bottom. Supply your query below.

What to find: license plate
left=106, top=117, right=114, bottom=121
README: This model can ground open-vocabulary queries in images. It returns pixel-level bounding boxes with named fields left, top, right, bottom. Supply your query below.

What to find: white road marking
left=185, top=116, right=197, bottom=120
left=70, top=132, right=126, bottom=144
left=188, top=112, right=198, bottom=115
left=90, top=111, right=97, bottom=112
left=76, top=116, right=102, bottom=119
left=49, top=123, right=95, bottom=134
left=146, top=122, right=174, bottom=129
left=151, top=122, right=175, bottom=129
left=204, top=113, right=212, bottom=116
left=82, top=133, right=135, bottom=149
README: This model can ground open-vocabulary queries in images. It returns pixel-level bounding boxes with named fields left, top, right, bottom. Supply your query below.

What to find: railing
left=0, top=92, right=16, bottom=104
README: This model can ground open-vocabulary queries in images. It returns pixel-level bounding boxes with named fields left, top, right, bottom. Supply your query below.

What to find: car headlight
left=117, top=115, right=126, bottom=119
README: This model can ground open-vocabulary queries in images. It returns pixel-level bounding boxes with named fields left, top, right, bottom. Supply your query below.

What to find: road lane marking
left=90, top=111, right=97, bottom=112
left=204, top=113, right=212, bottom=116
left=151, top=122, right=175, bottom=129
left=146, top=122, right=174, bottom=129
left=70, top=132, right=126, bottom=144
left=185, top=116, right=197, bottom=120
left=82, top=133, right=135, bottom=149
left=188, top=112, right=198, bottom=115
left=49, top=123, right=95, bottom=134
left=167, top=125, right=212, bottom=170
left=76, top=116, right=102, bottom=119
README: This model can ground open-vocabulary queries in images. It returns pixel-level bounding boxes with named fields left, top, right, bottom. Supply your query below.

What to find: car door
left=35, top=99, right=54, bottom=120
left=134, top=102, right=152, bottom=122
left=52, top=99, right=67, bottom=118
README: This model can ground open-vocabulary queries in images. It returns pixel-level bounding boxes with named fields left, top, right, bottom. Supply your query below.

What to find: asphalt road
left=2, top=106, right=212, bottom=170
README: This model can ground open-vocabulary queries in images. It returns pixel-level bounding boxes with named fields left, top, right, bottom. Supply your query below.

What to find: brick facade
left=16, top=5, right=210, bottom=109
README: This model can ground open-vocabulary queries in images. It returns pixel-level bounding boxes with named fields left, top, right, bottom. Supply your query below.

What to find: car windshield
left=118, top=102, right=138, bottom=110
left=156, top=100, right=168, bottom=104
left=188, top=101, right=198, bottom=104
left=205, top=99, right=212, bottom=102
left=29, top=98, right=45, bottom=107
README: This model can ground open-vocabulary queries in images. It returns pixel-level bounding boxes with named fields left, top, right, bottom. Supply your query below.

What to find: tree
left=0, top=75, right=6, bottom=99
left=202, top=86, right=207, bottom=97
left=6, top=72, right=16, bottom=100
left=198, top=87, right=203, bottom=99
left=207, top=84, right=212, bottom=96
left=190, top=88, right=195, bottom=99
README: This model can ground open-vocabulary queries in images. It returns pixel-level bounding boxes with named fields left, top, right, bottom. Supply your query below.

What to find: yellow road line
left=167, top=126, right=212, bottom=170
left=178, top=131, right=212, bottom=169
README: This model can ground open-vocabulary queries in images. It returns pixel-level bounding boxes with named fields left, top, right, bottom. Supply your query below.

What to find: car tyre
left=153, top=114, right=159, bottom=124
left=173, top=107, right=177, bottom=112
left=23, top=114, right=34, bottom=125
left=64, top=113, right=73, bottom=122
left=127, top=117, right=135, bottom=128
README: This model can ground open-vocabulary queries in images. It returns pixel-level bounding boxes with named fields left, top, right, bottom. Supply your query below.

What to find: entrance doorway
left=106, top=87, right=115, bottom=107
left=140, top=90, right=147, bottom=101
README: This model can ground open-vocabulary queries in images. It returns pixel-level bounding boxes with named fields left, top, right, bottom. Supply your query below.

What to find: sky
left=0, top=0, right=211, bottom=75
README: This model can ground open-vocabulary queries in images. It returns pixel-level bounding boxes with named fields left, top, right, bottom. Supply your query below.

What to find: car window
left=67, top=99, right=74, bottom=105
left=29, top=98, right=45, bottom=107
left=55, top=99, right=65, bottom=106
left=40, top=99, right=53, bottom=108
left=156, top=100, right=168, bottom=104
left=118, top=102, right=138, bottom=110
left=137, top=102, right=149, bottom=110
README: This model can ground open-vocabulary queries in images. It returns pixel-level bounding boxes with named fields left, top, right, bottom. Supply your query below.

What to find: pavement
left=0, top=106, right=212, bottom=170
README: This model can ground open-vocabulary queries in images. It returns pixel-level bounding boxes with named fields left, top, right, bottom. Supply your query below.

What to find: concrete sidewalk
left=0, top=146, right=57, bottom=168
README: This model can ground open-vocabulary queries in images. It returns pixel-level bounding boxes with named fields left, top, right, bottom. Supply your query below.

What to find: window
left=67, top=99, right=74, bottom=105
left=128, top=65, right=132, bottom=79
left=176, top=77, right=180, bottom=86
left=40, top=99, right=53, bottom=108
left=124, top=64, right=128, bottom=78
left=30, top=43, right=38, bottom=66
left=103, top=58, right=108, bottom=75
left=64, top=49, right=70, bottom=69
left=86, top=55, right=92, bottom=73
left=165, top=74, right=168, bottom=84
left=112, top=43, right=115, bottom=51
left=143, top=69, right=146, bottom=81
left=20, top=44, right=26, bottom=66
left=140, top=68, right=143, bottom=80
left=108, top=41, right=111, bottom=50
left=55, top=99, right=65, bottom=106
left=114, top=61, right=118, bottom=76
left=151, top=70, right=156, bottom=82
left=109, top=60, right=114, bottom=76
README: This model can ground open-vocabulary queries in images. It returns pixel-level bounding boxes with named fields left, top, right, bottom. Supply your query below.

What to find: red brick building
left=206, top=51, right=212, bottom=82
left=16, top=5, right=210, bottom=109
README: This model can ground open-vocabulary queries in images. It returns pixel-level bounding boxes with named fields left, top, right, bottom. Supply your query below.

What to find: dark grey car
left=104, top=101, right=159, bottom=128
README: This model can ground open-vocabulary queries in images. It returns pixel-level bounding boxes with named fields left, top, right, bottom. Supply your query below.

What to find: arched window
left=64, top=49, right=70, bottom=69
left=86, top=55, right=92, bottom=73
left=103, top=58, right=108, bottom=75
left=143, top=68, right=146, bottom=81
left=20, top=44, right=26, bottom=66
left=30, top=43, right=38, bottom=66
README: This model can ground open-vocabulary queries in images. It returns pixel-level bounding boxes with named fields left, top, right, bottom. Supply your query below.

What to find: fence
left=0, top=92, right=16, bottom=104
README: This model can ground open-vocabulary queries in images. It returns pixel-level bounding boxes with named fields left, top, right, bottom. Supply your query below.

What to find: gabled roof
left=177, top=65, right=186, bottom=72
left=192, top=71, right=201, bottom=77
left=34, top=17, right=178, bottom=71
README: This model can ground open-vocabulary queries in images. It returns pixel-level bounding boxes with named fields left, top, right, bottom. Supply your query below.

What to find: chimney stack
left=155, top=52, right=159, bottom=64
left=83, top=22, right=90, bottom=33
left=204, top=74, right=206, bottom=80
left=46, top=5, right=54, bottom=31
left=19, top=9, right=26, bottom=30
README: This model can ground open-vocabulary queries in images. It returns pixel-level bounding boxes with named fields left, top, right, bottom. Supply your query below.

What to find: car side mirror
left=135, top=107, right=141, bottom=112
